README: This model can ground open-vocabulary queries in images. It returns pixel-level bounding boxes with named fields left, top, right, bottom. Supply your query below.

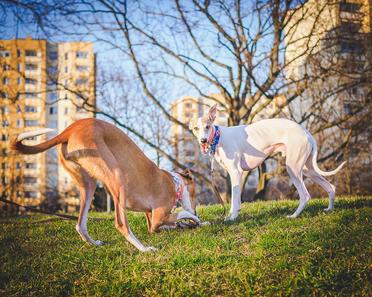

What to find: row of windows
left=2, top=119, right=39, bottom=127
left=48, top=51, right=89, bottom=60
left=0, top=50, right=40, bottom=58
left=2, top=77, right=38, bottom=85
left=1, top=49, right=89, bottom=59
left=1, top=162, right=36, bottom=169
left=0, top=91, right=40, bottom=99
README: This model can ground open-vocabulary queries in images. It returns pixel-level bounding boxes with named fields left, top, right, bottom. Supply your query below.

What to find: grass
left=0, top=196, right=371, bottom=296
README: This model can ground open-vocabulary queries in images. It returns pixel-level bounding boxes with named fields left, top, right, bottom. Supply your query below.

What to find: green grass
left=0, top=196, right=371, bottom=296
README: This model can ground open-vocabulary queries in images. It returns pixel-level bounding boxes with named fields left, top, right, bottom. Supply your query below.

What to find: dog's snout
left=200, top=138, right=207, bottom=144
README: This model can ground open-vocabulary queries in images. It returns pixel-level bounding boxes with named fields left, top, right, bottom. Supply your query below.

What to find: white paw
left=286, top=214, right=297, bottom=219
left=224, top=214, right=238, bottom=222
left=142, top=246, right=158, bottom=253
left=324, top=207, right=334, bottom=212
left=200, top=221, right=211, bottom=226
left=92, top=240, right=105, bottom=246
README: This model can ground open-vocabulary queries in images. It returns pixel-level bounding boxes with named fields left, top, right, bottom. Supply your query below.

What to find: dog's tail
left=11, top=128, right=68, bottom=155
left=310, top=138, right=346, bottom=177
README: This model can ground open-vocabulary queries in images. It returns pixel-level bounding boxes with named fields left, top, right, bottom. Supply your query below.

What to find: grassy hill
left=0, top=196, right=371, bottom=296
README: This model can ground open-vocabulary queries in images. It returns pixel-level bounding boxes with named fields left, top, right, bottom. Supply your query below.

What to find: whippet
left=190, top=104, right=346, bottom=221
left=11, top=118, right=201, bottom=252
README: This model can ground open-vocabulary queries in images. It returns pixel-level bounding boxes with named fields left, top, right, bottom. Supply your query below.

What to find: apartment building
left=284, top=0, right=371, bottom=110
left=284, top=0, right=371, bottom=193
left=0, top=37, right=96, bottom=212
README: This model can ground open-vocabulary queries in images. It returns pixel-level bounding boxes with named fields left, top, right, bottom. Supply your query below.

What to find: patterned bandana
left=170, top=172, right=184, bottom=208
left=209, top=125, right=221, bottom=156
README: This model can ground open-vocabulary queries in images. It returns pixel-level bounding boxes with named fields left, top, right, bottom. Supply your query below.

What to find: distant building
left=284, top=0, right=371, bottom=115
left=0, top=37, right=96, bottom=212
left=284, top=0, right=372, bottom=192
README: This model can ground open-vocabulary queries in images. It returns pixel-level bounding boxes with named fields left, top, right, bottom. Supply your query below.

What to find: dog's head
left=189, top=104, right=218, bottom=154
left=178, top=168, right=197, bottom=214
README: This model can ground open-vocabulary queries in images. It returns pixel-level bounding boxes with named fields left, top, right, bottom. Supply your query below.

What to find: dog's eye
left=206, top=125, right=210, bottom=130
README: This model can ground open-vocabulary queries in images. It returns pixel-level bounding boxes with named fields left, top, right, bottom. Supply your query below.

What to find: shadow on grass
left=212, top=196, right=371, bottom=230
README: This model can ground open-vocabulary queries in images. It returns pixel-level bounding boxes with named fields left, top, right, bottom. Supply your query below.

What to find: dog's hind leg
left=80, top=140, right=156, bottom=252
left=304, top=156, right=336, bottom=212
left=285, top=141, right=312, bottom=218
left=58, top=145, right=103, bottom=246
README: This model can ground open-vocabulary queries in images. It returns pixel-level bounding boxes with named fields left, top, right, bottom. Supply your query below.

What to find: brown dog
left=11, top=118, right=200, bottom=252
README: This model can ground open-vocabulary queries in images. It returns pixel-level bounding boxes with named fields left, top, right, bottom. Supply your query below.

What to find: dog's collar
left=169, top=172, right=184, bottom=209
left=208, top=125, right=220, bottom=156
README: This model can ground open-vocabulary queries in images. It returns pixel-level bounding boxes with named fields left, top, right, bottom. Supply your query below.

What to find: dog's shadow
left=204, top=197, right=371, bottom=230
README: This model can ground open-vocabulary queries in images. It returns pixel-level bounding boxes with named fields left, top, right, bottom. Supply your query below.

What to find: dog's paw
left=324, top=207, right=334, bottom=212
left=224, top=214, right=238, bottom=222
left=142, top=246, right=158, bottom=253
left=286, top=214, right=297, bottom=219
left=92, top=240, right=105, bottom=246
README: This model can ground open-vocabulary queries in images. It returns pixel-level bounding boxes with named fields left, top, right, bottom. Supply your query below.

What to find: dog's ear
left=207, top=104, right=218, bottom=123
left=181, top=168, right=193, bottom=180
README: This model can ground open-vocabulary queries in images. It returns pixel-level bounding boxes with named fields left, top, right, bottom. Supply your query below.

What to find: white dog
left=190, top=104, right=346, bottom=220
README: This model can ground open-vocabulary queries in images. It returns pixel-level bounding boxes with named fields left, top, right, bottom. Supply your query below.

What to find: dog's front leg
left=225, top=171, right=243, bottom=221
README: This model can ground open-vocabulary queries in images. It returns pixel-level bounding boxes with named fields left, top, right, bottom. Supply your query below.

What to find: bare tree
left=1, top=0, right=371, bottom=203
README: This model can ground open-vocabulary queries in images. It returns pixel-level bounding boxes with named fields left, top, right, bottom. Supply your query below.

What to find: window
left=47, top=66, right=58, bottom=75
left=1, top=134, right=8, bottom=141
left=49, top=107, right=58, bottom=114
left=25, top=50, right=37, bottom=57
left=24, top=176, right=37, bottom=184
left=1, top=106, right=9, bottom=114
left=0, top=51, right=10, bottom=57
left=25, top=92, right=38, bottom=98
left=48, top=51, right=58, bottom=60
left=76, top=51, right=88, bottom=58
left=2, top=120, right=9, bottom=127
left=16, top=105, right=21, bottom=113
left=64, top=66, right=68, bottom=73
left=48, top=92, right=58, bottom=101
left=340, top=22, right=360, bottom=33
left=17, top=63, right=21, bottom=71
left=0, top=91, right=8, bottom=99
left=340, top=2, right=361, bottom=12
left=25, top=63, right=38, bottom=70
left=25, top=120, right=39, bottom=127
left=16, top=119, right=22, bottom=128
left=25, top=191, right=38, bottom=198
left=25, top=162, right=36, bottom=169
left=65, top=53, right=68, bottom=60
left=340, top=40, right=363, bottom=54
left=64, top=79, right=68, bottom=87
left=76, top=65, right=89, bottom=72
left=3, top=64, right=10, bottom=71
left=25, top=78, right=37, bottom=85
left=1, top=176, right=7, bottom=185
left=3, top=77, right=9, bottom=85
left=2, top=148, right=7, bottom=156
left=17, top=77, right=21, bottom=85
left=17, top=49, right=21, bottom=57
left=25, top=106, right=38, bottom=113
left=64, top=107, right=68, bottom=115
left=76, top=78, right=88, bottom=85
left=16, top=162, right=21, bottom=169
